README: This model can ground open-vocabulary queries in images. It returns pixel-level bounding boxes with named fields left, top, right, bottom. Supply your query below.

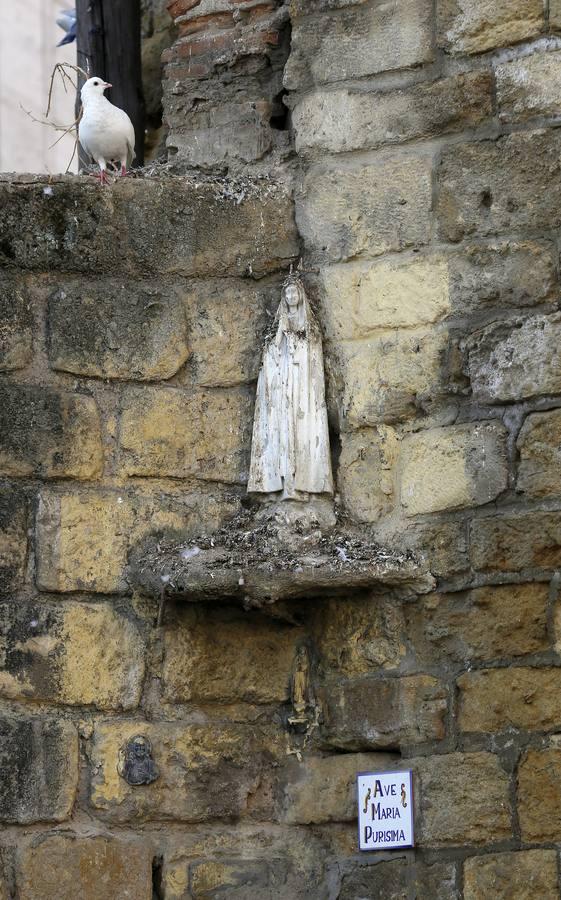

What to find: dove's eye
left=93, top=80, right=99, bottom=85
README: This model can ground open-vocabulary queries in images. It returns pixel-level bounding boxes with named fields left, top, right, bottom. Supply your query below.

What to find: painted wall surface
left=0, top=0, right=76, bottom=173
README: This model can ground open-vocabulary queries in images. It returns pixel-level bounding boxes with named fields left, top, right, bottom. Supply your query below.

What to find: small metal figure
left=117, top=734, right=159, bottom=786
left=288, top=643, right=315, bottom=731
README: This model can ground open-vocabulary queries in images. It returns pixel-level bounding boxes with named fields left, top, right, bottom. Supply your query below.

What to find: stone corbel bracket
left=128, top=508, right=435, bottom=607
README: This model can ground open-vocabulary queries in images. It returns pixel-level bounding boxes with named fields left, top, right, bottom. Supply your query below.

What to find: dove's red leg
left=120, top=165, right=128, bottom=177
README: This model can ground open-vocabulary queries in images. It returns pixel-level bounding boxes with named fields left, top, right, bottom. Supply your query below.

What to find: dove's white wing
left=79, top=95, right=136, bottom=167
left=111, top=105, right=136, bottom=165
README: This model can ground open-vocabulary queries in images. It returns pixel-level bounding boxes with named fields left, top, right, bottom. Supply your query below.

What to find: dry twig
left=21, top=62, right=89, bottom=173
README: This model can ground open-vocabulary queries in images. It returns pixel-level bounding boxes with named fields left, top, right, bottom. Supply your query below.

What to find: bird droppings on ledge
left=0, top=169, right=291, bottom=205
left=129, top=505, right=435, bottom=608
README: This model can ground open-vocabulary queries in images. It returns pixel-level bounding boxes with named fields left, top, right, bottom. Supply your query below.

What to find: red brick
left=178, top=12, right=235, bottom=37
left=170, top=32, right=235, bottom=58
left=164, top=59, right=212, bottom=77
left=167, top=0, right=201, bottom=20
left=247, top=3, right=278, bottom=23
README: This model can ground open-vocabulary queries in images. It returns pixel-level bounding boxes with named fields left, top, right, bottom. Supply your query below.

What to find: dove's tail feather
left=57, top=31, right=76, bottom=46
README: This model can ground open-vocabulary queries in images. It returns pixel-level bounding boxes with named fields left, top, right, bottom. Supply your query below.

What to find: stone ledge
left=0, top=172, right=299, bottom=278
left=129, top=504, right=435, bottom=605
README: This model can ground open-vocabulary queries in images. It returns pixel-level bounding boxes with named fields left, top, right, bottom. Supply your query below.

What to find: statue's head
left=131, top=735, right=150, bottom=759
left=284, top=282, right=301, bottom=309
left=282, top=275, right=306, bottom=310
left=280, top=275, right=313, bottom=335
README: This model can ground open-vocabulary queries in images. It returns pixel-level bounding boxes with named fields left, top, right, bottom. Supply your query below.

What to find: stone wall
left=2, top=0, right=561, bottom=897
left=282, top=1, right=561, bottom=895
left=163, top=0, right=292, bottom=171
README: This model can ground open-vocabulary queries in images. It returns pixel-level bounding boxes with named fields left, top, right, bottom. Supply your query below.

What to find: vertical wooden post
left=76, top=0, right=145, bottom=167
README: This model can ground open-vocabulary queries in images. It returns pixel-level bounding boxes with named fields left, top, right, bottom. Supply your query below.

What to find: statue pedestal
left=129, top=505, right=435, bottom=608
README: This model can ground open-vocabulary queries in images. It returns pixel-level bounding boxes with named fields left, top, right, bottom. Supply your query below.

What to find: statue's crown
left=283, top=271, right=303, bottom=289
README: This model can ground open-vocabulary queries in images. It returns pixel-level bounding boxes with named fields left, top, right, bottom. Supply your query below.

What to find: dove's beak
left=103, top=82, right=112, bottom=89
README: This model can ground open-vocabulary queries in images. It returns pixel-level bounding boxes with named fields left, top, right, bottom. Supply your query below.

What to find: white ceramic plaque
left=357, top=770, right=414, bottom=851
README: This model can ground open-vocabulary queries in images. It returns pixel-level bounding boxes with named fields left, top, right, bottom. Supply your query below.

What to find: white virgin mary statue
left=248, top=274, right=333, bottom=501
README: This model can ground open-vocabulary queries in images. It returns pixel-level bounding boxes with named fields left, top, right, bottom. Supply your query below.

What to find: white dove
left=78, top=76, right=135, bottom=184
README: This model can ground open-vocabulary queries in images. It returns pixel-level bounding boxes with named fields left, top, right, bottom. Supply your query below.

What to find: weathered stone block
left=293, top=73, right=492, bottom=155
left=406, top=584, right=549, bottom=666
left=464, top=850, right=558, bottom=900
left=162, top=606, right=299, bottom=703
left=298, top=154, right=433, bottom=262
left=340, top=860, right=458, bottom=900
left=459, top=667, right=561, bottom=733
left=0, top=275, right=32, bottom=371
left=0, top=487, right=27, bottom=593
left=437, top=0, right=544, bottom=55
left=162, top=831, right=324, bottom=900
left=497, top=50, right=561, bottom=123
left=337, top=427, right=398, bottom=522
left=35, top=488, right=233, bottom=593
left=35, top=490, right=136, bottom=594
left=312, top=595, right=406, bottom=675
left=320, top=257, right=450, bottom=342
left=0, top=383, right=102, bottom=478
left=0, top=177, right=113, bottom=272
left=181, top=278, right=277, bottom=387
left=90, top=720, right=278, bottom=822
left=285, top=0, right=433, bottom=89
left=518, top=749, right=561, bottom=841
left=471, top=510, right=561, bottom=572
left=400, top=423, right=508, bottom=516
left=340, top=860, right=408, bottom=900
left=466, top=314, right=561, bottom=403
left=416, top=752, right=511, bottom=846
left=517, top=408, right=561, bottom=497
left=0, top=176, right=299, bottom=278
left=414, top=863, right=458, bottom=900
left=336, top=328, right=448, bottom=426
left=167, top=102, right=274, bottom=170
left=0, top=714, right=77, bottom=823
left=322, top=242, right=555, bottom=341
left=18, top=835, right=153, bottom=900
left=552, top=0, right=561, bottom=29
left=322, top=673, right=447, bottom=750
left=47, top=280, right=189, bottom=380
left=189, top=859, right=275, bottom=900
left=282, top=752, right=395, bottom=824
left=447, top=241, right=556, bottom=315
left=437, top=130, right=561, bottom=243
left=0, top=600, right=145, bottom=709
left=118, top=385, right=253, bottom=482
left=402, top=520, right=469, bottom=578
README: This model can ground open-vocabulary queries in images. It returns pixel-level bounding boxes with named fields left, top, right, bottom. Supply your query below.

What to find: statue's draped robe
left=248, top=299, right=333, bottom=498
